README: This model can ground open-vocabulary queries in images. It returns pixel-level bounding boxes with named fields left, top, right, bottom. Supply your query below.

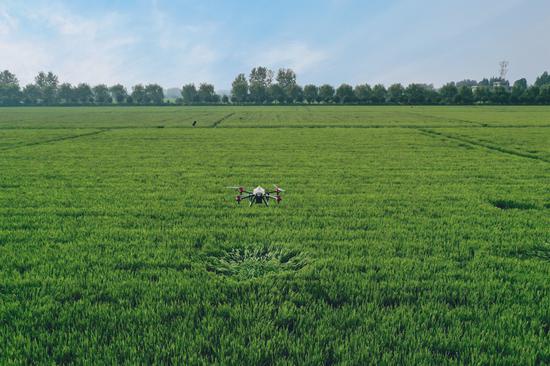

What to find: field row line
left=418, top=128, right=550, bottom=163
left=210, top=113, right=235, bottom=128
left=0, top=129, right=109, bottom=151
left=402, top=111, right=488, bottom=127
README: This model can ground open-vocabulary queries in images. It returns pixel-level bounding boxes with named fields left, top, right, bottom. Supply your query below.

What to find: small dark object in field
left=491, top=199, right=536, bottom=210
left=192, top=121, right=197, bottom=127
left=157, top=125, right=165, bottom=128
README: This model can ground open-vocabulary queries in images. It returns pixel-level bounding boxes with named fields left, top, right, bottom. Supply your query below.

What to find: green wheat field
left=1, top=106, right=549, bottom=364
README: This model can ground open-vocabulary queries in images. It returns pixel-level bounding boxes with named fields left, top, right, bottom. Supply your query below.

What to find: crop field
left=1, top=106, right=549, bottom=364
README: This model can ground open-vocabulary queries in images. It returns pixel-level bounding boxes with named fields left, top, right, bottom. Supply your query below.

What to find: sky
left=1, top=0, right=549, bottom=90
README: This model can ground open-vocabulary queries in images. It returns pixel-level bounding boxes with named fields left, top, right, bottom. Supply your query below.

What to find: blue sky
left=1, top=0, right=549, bottom=89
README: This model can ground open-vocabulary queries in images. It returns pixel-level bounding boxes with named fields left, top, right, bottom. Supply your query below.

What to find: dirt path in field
left=0, top=129, right=110, bottom=151
left=418, top=128, right=550, bottom=163
left=211, top=113, right=235, bottom=128
left=403, top=111, right=488, bottom=127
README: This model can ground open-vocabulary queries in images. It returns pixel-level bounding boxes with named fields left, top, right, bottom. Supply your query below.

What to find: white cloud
left=251, top=41, right=328, bottom=74
left=0, top=2, right=140, bottom=86
left=150, top=0, right=219, bottom=50
left=0, top=8, right=18, bottom=35
left=132, top=0, right=225, bottom=86
left=299, top=0, right=543, bottom=86
left=2, top=0, right=548, bottom=89
left=0, top=41, right=51, bottom=83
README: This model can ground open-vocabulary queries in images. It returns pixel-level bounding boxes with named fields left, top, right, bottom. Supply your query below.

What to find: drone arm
left=236, top=193, right=252, bottom=205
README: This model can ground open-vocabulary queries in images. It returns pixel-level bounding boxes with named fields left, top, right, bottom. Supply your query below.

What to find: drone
left=227, top=185, right=285, bottom=206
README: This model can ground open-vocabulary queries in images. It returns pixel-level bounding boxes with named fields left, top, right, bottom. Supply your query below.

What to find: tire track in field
left=403, top=111, right=488, bottom=127
left=211, top=113, right=235, bottom=128
left=0, top=129, right=109, bottom=151
left=418, top=128, right=550, bottom=163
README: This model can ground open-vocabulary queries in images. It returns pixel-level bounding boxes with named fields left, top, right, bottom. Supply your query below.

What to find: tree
left=275, top=68, right=297, bottom=102
left=145, top=84, right=164, bottom=105
left=109, top=84, right=128, bottom=104
left=537, top=84, right=550, bottom=104
left=405, top=84, right=427, bottom=104
left=93, top=84, right=112, bottom=104
left=131, top=84, right=146, bottom=105
left=336, top=84, right=354, bottom=104
left=197, top=83, right=216, bottom=103
left=289, top=84, right=303, bottom=103
left=269, top=84, right=285, bottom=104
left=478, top=78, right=490, bottom=87
left=534, top=71, right=550, bottom=87
left=521, top=86, right=539, bottom=104
left=474, top=86, right=491, bottom=104
left=275, top=68, right=296, bottom=90
left=35, top=71, right=59, bottom=104
left=510, top=79, right=527, bottom=104
left=513, top=78, right=527, bottom=90
left=371, top=84, right=387, bottom=104
left=387, top=84, right=404, bottom=104
left=0, top=70, right=21, bottom=105
left=456, top=79, right=477, bottom=88
left=354, top=84, right=372, bottom=104
left=0, top=70, right=18, bottom=85
left=22, top=84, right=41, bottom=104
left=490, top=86, right=509, bottom=104
left=181, top=84, right=197, bottom=105
left=421, top=84, right=439, bottom=104
left=303, top=84, right=318, bottom=104
left=439, top=82, right=458, bottom=104
left=221, top=95, right=229, bottom=104
left=231, top=73, right=248, bottom=103
left=249, top=66, right=273, bottom=103
left=57, top=83, right=74, bottom=104
left=455, top=85, right=474, bottom=105
left=0, top=84, right=21, bottom=105
left=75, top=83, right=93, bottom=104
left=318, top=84, right=335, bottom=103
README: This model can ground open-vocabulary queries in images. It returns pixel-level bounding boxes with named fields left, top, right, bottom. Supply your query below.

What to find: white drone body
left=227, top=185, right=284, bottom=206
left=252, top=186, right=266, bottom=196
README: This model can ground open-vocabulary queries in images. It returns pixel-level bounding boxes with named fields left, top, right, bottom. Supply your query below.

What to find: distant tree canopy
left=2, top=68, right=550, bottom=106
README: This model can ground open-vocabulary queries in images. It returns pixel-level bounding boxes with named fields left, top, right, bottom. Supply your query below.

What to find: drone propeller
left=226, top=186, right=246, bottom=193
left=273, top=184, right=285, bottom=192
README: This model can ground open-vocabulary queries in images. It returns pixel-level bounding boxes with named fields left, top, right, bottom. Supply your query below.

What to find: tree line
left=0, top=71, right=164, bottom=106
left=1, top=68, right=550, bottom=106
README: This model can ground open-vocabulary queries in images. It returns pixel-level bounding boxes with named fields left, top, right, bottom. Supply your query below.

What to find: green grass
left=1, top=106, right=549, bottom=364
